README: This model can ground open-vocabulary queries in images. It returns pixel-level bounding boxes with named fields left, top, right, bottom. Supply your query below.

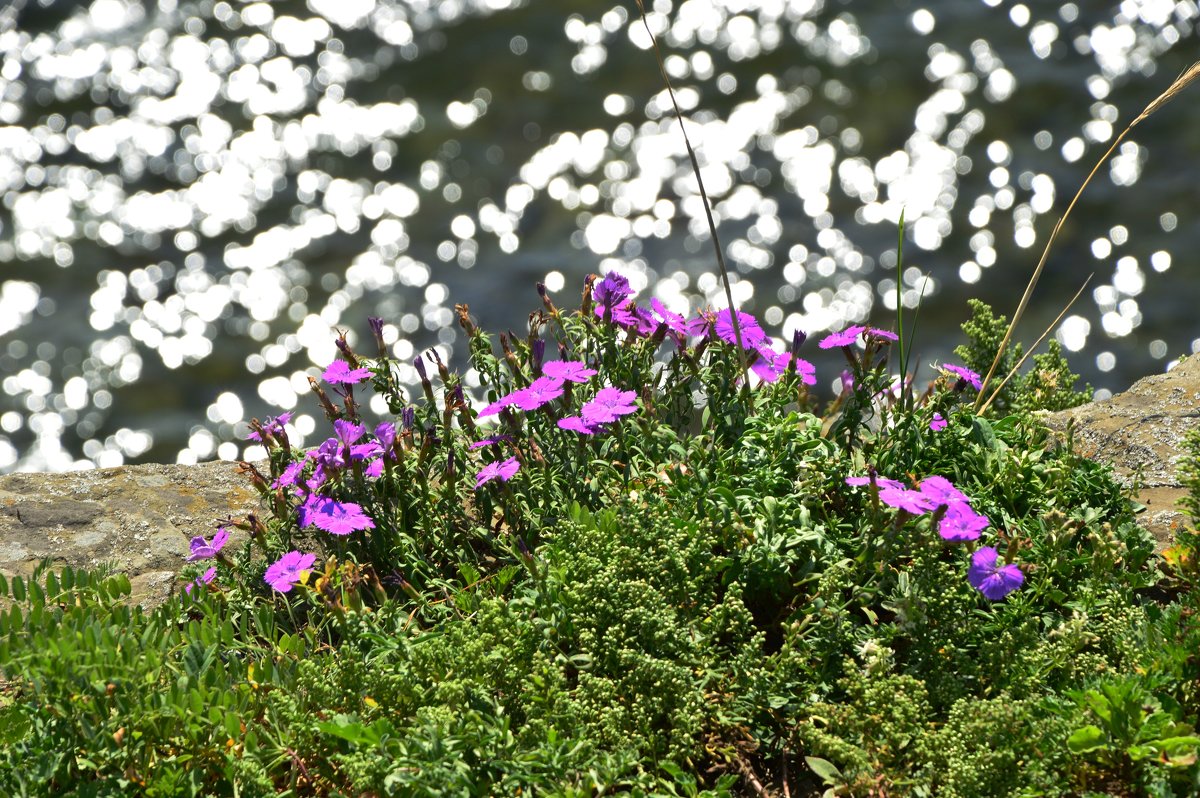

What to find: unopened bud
left=531, top=338, right=546, bottom=374
left=367, top=317, right=386, bottom=357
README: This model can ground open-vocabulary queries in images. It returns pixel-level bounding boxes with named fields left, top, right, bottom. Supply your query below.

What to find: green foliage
left=1067, top=675, right=1200, bottom=794
left=924, top=694, right=1077, bottom=798
left=1178, top=415, right=1200, bottom=528
left=955, top=298, right=1023, bottom=412
left=793, top=667, right=935, bottom=794
left=954, top=299, right=1090, bottom=413
left=1018, top=338, right=1092, bottom=412
left=0, top=275, right=1193, bottom=797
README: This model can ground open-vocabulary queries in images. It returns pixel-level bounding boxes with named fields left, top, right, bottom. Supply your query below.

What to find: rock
left=0, top=459, right=264, bottom=607
left=1042, top=354, right=1200, bottom=549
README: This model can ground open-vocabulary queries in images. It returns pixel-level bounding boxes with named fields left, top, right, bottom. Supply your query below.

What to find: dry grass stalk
left=975, top=60, right=1200, bottom=413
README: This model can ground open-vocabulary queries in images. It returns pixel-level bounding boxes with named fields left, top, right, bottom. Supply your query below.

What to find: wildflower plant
left=0, top=259, right=1186, bottom=794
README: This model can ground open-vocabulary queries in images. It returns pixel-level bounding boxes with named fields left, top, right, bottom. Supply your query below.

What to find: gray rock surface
left=1, top=359, right=1197, bottom=608
left=0, top=459, right=263, bottom=606
left=1042, top=354, right=1200, bottom=548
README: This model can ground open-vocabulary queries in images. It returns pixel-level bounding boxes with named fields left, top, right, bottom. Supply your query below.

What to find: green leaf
left=1067, top=725, right=1107, bottom=754
left=0, top=706, right=31, bottom=745
left=1154, top=735, right=1200, bottom=753
left=28, top=579, right=44, bottom=608
left=182, top=641, right=218, bottom=680
left=805, top=756, right=843, bottom=785
left=317, top=715, right=387, bottom=748
left=224, top=711, right=241, bottom=740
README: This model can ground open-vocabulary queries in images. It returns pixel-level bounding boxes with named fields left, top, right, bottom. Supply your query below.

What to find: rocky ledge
left=3, top=357, right=1199, bottom=607
left=1040, top=353, right=1200, bottom=548
left=0, top=460, right=262, bottom=606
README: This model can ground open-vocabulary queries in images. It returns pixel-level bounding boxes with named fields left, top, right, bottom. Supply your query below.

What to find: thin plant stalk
left=633, top=0, right=751, bottom=404
left=900, top=273, right=931, bottom=410
left=976, top=274, right=1093, bottom=417
left=895, top=209, right=908, bottom=387
left=975, top=61, right=1200, bottom=412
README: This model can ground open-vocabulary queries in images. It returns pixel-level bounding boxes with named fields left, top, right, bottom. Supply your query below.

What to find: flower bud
left=367, top=316, right=386, bottom=357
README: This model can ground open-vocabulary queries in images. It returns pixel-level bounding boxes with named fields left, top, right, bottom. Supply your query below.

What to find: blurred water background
left=0, top=0, right=1197, bottom=472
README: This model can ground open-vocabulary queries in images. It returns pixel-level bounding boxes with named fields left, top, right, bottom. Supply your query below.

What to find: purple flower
left=187, top=527, right=230, bottom=562
left=312, top=437, right=348, bottom=471
left=581, top=387, right=638, bottom=424
left=685, top=312, right=713, bottom=338
left=595, top=301, right=640, bottom=329
left=930, top=413, right=947, bottom=432
left=476, top=456, right=520, bottom=488
left=264, top=551, right=316, bottom=593
left=351, top=441, right=382, bottom=461
left=470, top=434, right=514, bottom=450
left=364, top=459, right=384, bottom=478
left=375, top=422, right=398, bottom=453
left=845, top=475, right=907, bottom=491
left=866, top=327, right=899, bottom=342
left=919, top=475, right=969, bottom=507
left=750, top=347, right=789, bottom=383
left=541, top=360, right=597, bottom=384
left=819, top=325, right=867, bottom=349
left=557, top=415, right=603, bottom=435
left=333, top=419, right=365, bottom=447
left=593, top=271, right=633, bottom=307
left=714, top=309, right=768, bottom=350
left=878, top=487, right=937, bottom=515
left=300, top=496, right=375, bottom=536
left=530, top=338, right=546, bottom=372
left=636, top=306, right=663, bottom=336
left=509, top=376, right=565, bottom=411
left=940, top=364, right=983, bottom=391
left=793, top=357, right=817, bottom=385
left=247, top=412, right=293, bottom=442
left=272, top=461, right=305, bottom=490
left=184, top=566, right=217, bottom=595
left=323, top=360, right=372, bottom=385
left=938, top=503, right=990, bottom=542
left=649, top=298, right=689, bottom=336
left=478, top=393, right=516, bottom=418
left=968, top=547, right=1024, bottom=600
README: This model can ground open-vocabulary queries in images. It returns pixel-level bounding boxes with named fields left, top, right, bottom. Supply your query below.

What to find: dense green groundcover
left=2, top=276, right=1200, bottom=797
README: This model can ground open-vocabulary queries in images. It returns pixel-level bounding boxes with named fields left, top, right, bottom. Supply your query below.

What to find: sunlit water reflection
left=1, top=0, right=1198, bottom=472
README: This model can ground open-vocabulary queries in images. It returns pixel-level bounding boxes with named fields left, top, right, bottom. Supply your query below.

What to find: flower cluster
left=250, top=365, right=400, bottom=594
left=846, top=472, right=1023, bottom=600
left=589, top=271, right=817, bottom=386
left=215, top=269, right=998, bottom=608
left=471, top=357, right=635, bottom=479
left=180, top=527, right=229, bottom=596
